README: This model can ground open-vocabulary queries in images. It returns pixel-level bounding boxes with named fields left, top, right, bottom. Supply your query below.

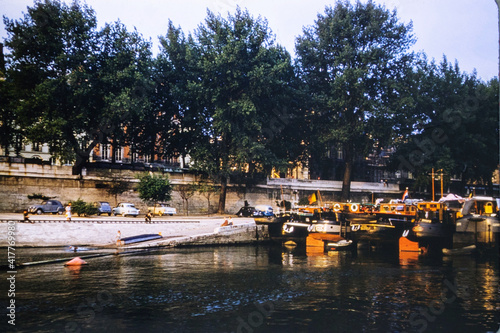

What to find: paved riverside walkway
left=0, top=214, right=267, bottom=248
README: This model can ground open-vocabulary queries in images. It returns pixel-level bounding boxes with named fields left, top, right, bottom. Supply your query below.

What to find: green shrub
left=298, top=197, right=310, bottom=206
left=70, top=199, right=97, bottom=217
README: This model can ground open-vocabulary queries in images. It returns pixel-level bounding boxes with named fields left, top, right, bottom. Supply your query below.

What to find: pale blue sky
left=1, top=0, right=498, bottom=80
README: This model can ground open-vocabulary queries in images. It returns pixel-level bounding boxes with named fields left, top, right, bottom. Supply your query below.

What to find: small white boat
left=442, top=245, right=476, bottom=256
left=325, top=239, right=353, bottom=251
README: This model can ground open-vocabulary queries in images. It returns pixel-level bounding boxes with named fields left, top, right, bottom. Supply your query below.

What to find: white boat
left=454, top=196, right=499, bottom=250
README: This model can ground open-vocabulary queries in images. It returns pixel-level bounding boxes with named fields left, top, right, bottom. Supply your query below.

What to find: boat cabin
left=416, top=202, right=452, bottom=224
left=379, top=203, right=417, bottom=216
left=460, top=196, right=498, bottom=217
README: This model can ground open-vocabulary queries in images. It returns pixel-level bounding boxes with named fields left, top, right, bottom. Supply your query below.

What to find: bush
left=298, top=197, right=310, bottom=206
left=70, top=199, right=98, bottom=217
left=277, top=200, right=292, bottom=210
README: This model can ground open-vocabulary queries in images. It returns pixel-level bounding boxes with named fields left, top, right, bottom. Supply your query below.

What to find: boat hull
left=454, top=215, right=500, bottom=250
left=349, top=218, right=414, bottom=247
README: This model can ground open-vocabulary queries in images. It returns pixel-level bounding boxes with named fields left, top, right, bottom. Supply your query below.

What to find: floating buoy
left=64, top=257, right=88, bottom=266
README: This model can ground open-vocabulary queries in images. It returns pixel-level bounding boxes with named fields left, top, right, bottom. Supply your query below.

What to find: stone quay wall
left=0, top=162, right=402, bottom=214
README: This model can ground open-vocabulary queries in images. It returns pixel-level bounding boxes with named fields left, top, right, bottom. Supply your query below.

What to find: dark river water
left=2, top=245, right=499, bottom=333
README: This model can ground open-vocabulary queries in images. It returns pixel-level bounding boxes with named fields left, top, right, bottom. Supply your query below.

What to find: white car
left=112, top=203, right=140, bottom=217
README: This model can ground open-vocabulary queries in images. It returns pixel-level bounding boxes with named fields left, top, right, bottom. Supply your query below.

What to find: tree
left=390, top=58, right=499, bottom=194
left=295, top=0, right=415, bottom=200
left=136, top=173, right=173, bottom=206
left=177, top=184, right=196, bottom=216
left=93, top=22, right=153, bottom=166
left=153, top=22, right=201, bottom=163
left=189, top=8, right=298, bottom=213
left=104, top=171, right=131, bottom=206
left=197, top=182, right=219, bottom=215
left=3, top=0, right=99, bottom=164
left=0, top=47, right=16, bottom=156
left=3, top=0, right=153, bottom=172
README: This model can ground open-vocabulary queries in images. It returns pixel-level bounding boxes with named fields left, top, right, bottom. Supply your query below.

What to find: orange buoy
left=64, top=257, right=88, bottom=266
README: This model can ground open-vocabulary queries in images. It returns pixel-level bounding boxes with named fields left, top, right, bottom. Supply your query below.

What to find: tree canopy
left=185, top=8, right=300, bottom=213
left=295, top=0, right=417, bottom=200
left=1, top=0, right=498, bottom=209
left=136, top=172, right=172, bottom=204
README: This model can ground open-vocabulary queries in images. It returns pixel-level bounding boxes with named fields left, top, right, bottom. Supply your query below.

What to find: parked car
left=28, top=200, right=64, bottom=215
left=236, top=206, right=257, bottom=217
left=112, top=203, right=140, bottom=217
left=148, top=203, right=176, bottom=216
left=94, top=201, right=112, bottom=216
left=235, top=205, right=274, bottom=217
left=254, top=205, right=274, bottom=217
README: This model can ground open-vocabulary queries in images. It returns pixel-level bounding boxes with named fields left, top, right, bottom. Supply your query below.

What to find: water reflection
left=4, top=246, right=500, bottom=332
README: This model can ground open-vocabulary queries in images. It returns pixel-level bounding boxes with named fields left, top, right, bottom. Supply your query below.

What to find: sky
left=0, top=0, right=498, bottom=81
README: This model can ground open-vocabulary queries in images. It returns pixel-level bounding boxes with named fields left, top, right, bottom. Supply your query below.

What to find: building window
left=337, top=148, right=343, bottom=160
left=101, top=144, right=110, bottom=161
left=116, top=147, right=123, bottom=162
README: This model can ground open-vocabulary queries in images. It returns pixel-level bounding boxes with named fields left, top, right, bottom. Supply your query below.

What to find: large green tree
left=391, top=57, right=499, bottom=194
left=3, top=0, right=152, bottom=172
left=153, top=21, right=202, bottom=163
left=0, top=44, right=16, bottom=156
left=189, top=8, right=299, bottom=213
left=89, top=21, right=153, bottom=165
left=295, top=0, right=416, bottom=200
left=3, top=0, right=99, bottom=164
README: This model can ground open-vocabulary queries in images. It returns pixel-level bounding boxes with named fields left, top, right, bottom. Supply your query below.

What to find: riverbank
left=0, top=214, right=268, bottom=248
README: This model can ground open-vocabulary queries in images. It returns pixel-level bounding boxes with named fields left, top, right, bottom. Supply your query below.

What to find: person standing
left=65, top=202, right=72, bottom=222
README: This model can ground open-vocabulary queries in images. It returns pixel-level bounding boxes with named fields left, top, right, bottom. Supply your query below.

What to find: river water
left=2, top=245, right=499, bottom=333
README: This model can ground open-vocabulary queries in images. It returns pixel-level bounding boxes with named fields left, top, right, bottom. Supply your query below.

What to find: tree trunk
left=341, top=144, right=353, bottom=201
left=218, top=175, right=227, bottom=214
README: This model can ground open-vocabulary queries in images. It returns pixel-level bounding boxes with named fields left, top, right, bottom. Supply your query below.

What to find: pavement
left=0, top=214, right=258, bottom=247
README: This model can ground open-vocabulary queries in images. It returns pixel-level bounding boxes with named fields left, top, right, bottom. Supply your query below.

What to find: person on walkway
left=145, top=212, right=152, bottom=223
left=65, top=203, right=72, bottom=222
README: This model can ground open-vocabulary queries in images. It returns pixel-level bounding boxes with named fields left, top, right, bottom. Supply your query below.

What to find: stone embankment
left=0, top=214, right=268, bottom=248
